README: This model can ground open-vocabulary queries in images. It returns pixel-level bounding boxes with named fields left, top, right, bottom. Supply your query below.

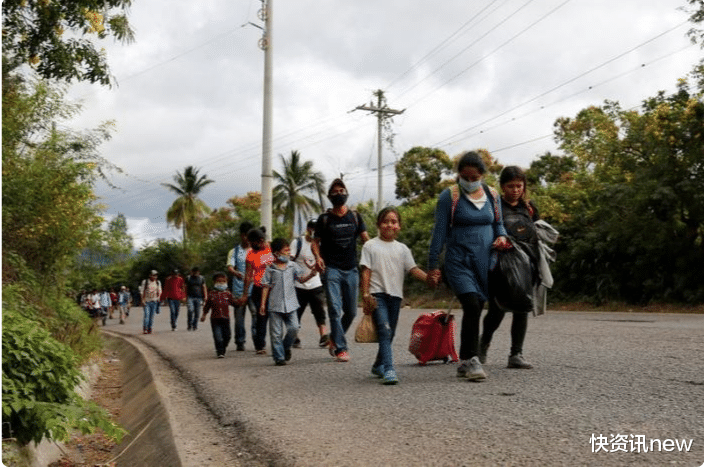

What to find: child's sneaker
left=382, top=369, right=399, bottom=385
left=371, top=365, right=385, bottom=378
left=335, top=351, right=350, bottom=362
left=275, top=360, right=287, bottom=366
left=318, top=334, right=330, bottom=348
left=328, top=341, right=336, bottom=357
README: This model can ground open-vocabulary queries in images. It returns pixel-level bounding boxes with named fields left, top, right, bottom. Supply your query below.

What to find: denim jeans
left=234, top=297, right=257, bottom=346
left=323, top=267, right=359, bottom=354
left=143, top=301, right=158, bottom=331
left=372, top=293, right=402, bottom=371
left=167, top=298, right=181, bottom=329
left=209, top=318, right=231, bottom=356
left=187, top=297, right=203, bottom=330
left=269, top=311, right=300, bottom=362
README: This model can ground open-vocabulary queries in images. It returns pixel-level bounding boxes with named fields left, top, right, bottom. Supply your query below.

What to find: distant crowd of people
left=91, top=150, right=556, bottom=385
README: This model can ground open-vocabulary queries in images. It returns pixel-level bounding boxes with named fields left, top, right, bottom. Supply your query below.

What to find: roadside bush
left=1, top=310, right=125, bottom=445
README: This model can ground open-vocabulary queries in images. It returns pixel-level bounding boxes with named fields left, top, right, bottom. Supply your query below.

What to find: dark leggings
left=481, top=299, right=528, bottom=356
left=458, top=293, right=484, bottom=361
left=252, top=285, right=268, bottom=351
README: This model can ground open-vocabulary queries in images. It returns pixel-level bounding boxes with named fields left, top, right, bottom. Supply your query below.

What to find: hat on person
left=121, top=285, right=126, bottom=290
left=328, top=178, right=347, bottom=195
left=150, top=270, right=158, bottom=276
left=306, top=218, right=317, bottom=229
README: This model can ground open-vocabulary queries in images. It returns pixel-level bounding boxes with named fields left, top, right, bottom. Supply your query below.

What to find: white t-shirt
left=359, top=236, right=417, bottom=299
left=290, top=236, right=323, bottom=290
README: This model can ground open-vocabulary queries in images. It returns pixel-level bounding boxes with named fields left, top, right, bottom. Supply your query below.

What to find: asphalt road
left=106, top=305, right=704, bottom=466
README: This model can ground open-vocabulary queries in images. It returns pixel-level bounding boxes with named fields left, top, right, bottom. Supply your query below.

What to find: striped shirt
left=261, top=262, right=302, bottom=314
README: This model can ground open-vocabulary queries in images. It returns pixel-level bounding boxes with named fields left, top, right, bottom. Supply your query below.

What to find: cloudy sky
left=65, top=0, right=701, bottom=247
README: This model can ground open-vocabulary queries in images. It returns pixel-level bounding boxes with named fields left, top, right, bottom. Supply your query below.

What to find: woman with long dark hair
left=480, top=166, right=540, bottom=369
left=427, top=151, right=510, bottom=381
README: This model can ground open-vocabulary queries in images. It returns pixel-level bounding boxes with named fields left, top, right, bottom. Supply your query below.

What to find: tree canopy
left=2, top=0, right=134, bottom=86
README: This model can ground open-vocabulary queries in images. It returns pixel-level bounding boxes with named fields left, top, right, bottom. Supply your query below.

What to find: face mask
left=214, top=283, right=227, bottom=291
left=329, top=193, right=348, bottom=207
left=458, top=177, right=482, bottom=193
left=277, top=255, right=289, bottom=263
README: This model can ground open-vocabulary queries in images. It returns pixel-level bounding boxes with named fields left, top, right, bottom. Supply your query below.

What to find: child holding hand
left=359, top=207, right=428, bottom=385
left=261, top=238, right=318, bottom=366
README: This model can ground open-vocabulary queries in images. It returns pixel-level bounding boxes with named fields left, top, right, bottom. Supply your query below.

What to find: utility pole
left=354, top=90, right=404, bottom=212
left=260, top=0, right=273, bottom=239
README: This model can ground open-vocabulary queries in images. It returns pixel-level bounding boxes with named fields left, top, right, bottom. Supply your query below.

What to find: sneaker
left=371, top=365, right=385, bottom=378
left=120, top=319, right=125, bottom=324
left=335, top=351, right=350, bottom=362
left=382, top=369, right=399, bottom=385
left=318, top=334, right=330, bottom=348
left=147, top=329, right=152, bottom=334
left=236, top=344, right=245, bottom=352
left=457, top=361, right=468, bottom=378
left=256, top=349, right=267, bottom=355
left=143, top=329, right=148, bottom=334
left=285, top=349, right=292, bottom=361
left=293, top=338, right=302, bottom=349
left=507, top=354, right=533, bottom=369
left=275, top=360, right=287, bottom=366
left=478, top=340, right=490, bottom=364
left=466, top=356, right=487, bottom=381
left=328, top=341, right=337, bottom=357
left=187, top=326, right=192, bottom=331
left=217, top=354, right=225, bottom=359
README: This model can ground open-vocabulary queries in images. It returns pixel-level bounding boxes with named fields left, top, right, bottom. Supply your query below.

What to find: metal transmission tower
left=354, top=90, right=405, bottom=212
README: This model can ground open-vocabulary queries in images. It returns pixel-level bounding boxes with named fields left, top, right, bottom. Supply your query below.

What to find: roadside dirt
left=49, top=349, right=122, bottom=467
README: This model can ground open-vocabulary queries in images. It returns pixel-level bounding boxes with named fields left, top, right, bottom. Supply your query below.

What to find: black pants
left=481, top=299, right=528, bottom=356
left=458, top=293, right=484, bottom=361
left=252, top=285, right=268, bottom=351
left=295, top=286, right=327, bottom=326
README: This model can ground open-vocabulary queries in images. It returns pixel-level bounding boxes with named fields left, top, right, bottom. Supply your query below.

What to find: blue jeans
left=167, top=298, right=181, bottom=329
left=209, top=318, right=231, bottom=356
left=269, top=311, right=300, bottom=362
left=234, top=297, right=257, bottom=346
left=143, top=301, right=158, bottom=331
left=187, top=297, right=203, bottom=330
left=323, top=267, right=359, bottom=354
left=372, top=293, right=402, bottom=371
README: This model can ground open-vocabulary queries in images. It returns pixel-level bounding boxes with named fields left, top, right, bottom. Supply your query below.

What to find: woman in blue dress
left=428, top=151, right=510, bottom=381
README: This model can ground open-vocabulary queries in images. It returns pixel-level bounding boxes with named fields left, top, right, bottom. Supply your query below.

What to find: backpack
left=449, top=183, right=500, bottom=228
left=319, top=209, right=362, bottom=232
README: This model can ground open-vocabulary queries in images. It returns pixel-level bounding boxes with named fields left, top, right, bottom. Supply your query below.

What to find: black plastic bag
left=490, top=246, right=533, bottom=311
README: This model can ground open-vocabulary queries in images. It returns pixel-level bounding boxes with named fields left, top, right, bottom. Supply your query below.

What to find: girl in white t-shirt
left=359, top=207, right=428, bottom=385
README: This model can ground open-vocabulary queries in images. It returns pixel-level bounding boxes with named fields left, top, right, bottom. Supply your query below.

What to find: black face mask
left=329, top=193, right=348, bottom=207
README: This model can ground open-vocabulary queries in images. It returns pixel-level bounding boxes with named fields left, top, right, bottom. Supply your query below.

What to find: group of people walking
left=136, top=150, right=552, bottom=386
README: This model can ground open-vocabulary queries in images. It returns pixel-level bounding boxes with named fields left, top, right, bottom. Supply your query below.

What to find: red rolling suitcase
left=408, top=310, right=459, bottom=365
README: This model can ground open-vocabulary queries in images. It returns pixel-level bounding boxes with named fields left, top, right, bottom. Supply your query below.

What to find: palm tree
left=272, top=150, right=326, bottom=236
left=162, top=166, right=214, bottom=242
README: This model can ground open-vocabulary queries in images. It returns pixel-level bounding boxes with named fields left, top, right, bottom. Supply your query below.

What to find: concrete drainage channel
left=113, top=335, right=182, bottom=467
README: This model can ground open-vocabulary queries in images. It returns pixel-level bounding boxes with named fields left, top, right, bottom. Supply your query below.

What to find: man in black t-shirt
left=312, top=178, right=370, bottom=362
left=186, top=267, right=208, bottom=331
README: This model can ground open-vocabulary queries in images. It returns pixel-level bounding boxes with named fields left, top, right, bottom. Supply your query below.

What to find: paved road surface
left=106, top=306, right=704, bottom=466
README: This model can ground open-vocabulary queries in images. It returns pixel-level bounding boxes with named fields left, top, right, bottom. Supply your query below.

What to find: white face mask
left=213, top=283, right=227, bottom=291
left=277, top=255, right=289, bottom=263
left=458, top=177, right=482, bottom=193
